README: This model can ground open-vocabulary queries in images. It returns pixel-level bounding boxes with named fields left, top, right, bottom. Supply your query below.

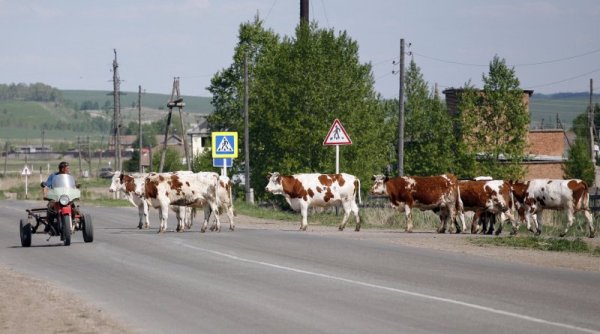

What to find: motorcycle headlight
left=59, top=195, right=70, bottom=206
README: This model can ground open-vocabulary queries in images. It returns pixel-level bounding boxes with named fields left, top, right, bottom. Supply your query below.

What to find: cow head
left=108, top=171, right=123, bottom=193
left=369, top=175, right=389, bottom=196
left=265, top=172, right=284, bottom=194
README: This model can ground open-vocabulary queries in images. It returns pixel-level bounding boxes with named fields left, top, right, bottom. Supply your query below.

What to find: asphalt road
left=1, top=200, right=599, bottom=334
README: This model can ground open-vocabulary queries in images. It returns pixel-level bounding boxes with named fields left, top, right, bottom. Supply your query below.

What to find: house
left=442, top=88, right=570, bottom=180
left=186, top=115, right=211, bottom=157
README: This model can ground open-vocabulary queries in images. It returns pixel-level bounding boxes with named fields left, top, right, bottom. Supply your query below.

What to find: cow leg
left=339, top=203, right=351, bottom=231
left=137, top=203, right=145, bottom=229
left=300, top=203, right=309, bottom=231
left=494, top=212, right=506, bottom=236
left=454, top=209, right=465, bottom=234
left=157, top=205, right=168, bottom=233
left=211, top=202, right=222, bottom=232
left=352, top=201, right=361, bottom=232
left=201, top=206, right=211, bottom=233
left=533, top=211, right=543, bottom=236
left=436, top=211, right=448, bottom=234
left=471, top=211, right=482, bottom=234
left=402, top=205, right=414, bottom=232
left=559, top=209, right=576, bottom=237
left=484, top=213, right=495, bottom=235
left=584, top=210, right=595, bottom=238
left=142, top=201, right=150, bottom=229
left=186, top=208, right=195, bottom=230
left=226, top=206, right=235, bottom=231
left=174, top=206, right=185, bottom=232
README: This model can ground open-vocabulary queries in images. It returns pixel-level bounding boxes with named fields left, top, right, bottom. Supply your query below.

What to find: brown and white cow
left=265, top=172, right=361, bottom=231
left=186, top=174, right=236, bottom=232
left=109, top=171, right=193, bottom=231
left=458, top=179, right=516, bottom=235
left=369, top=174, right=465, bottom=233
left=510, top=179, right=595, bottom=238
left=144, top=171, right=221, bottom=233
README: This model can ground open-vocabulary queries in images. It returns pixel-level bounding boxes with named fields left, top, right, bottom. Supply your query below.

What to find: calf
left=459, top=179, right=517, bottom=235
left=144, top=171, right=221, bottom=233
left=265, top=172, right=361, bottom=231
left=186, top=175, right=236, bottom=232
left=510, top=179, right=595, bottom=238
left=369, top=174, right=465, bottom=233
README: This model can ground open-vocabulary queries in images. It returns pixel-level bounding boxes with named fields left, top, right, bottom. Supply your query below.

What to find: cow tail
left=583, top=184, right=590, bottom=210
left=356, top=178, right=362, bottom=205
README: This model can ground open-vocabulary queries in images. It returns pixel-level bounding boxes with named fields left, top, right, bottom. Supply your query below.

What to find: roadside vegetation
left=469, top=236, right=600, bottom=256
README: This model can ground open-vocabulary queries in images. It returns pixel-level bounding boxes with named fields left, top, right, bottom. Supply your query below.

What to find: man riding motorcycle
left=42, top=161, right=80, bottom=233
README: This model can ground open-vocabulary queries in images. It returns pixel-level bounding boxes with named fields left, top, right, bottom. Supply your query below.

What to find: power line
left=412, top=46, right=600, bottom=68
left=526, top=68, right=600, bottom=89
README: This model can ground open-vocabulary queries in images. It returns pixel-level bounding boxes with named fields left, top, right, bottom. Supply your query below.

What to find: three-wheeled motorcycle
left=19, top=174, right=93, bottom=247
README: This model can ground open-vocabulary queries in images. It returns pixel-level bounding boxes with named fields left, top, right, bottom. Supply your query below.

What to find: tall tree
left=208, top=19, right=390, bottom=198
left=457, top=56, right=529, bottom=179
left=403, top=60, right=456, bottom=176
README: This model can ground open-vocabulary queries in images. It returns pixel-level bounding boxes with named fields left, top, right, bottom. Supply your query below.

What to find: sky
left=1, top=0, right=599, bottom=99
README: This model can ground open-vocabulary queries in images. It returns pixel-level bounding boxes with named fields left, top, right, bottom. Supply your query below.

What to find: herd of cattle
left=109, top=171, right=596, bottom=238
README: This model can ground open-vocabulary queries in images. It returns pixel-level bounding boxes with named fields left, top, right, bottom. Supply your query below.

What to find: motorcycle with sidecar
left=19, top=174, right=93, bottom=247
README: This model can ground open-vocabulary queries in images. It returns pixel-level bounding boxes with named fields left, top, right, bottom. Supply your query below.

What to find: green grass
left=469, top=236, right=600, bottom=255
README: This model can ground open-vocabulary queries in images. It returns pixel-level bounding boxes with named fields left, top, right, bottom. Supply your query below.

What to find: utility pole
left=112, top=49, right=122, bottom=172
left=397, top=38, right=405, bottom=176
left=160, top=78, right=187, bottom=172
left=300, top=0, right=309, bottom=22
left=589, top=78, right=595, bottom=162
left=243, top=53, right=253, bottom=203
left=138, top=85, right=143, bottom=173
left=77, top=136, right=83, bottom=176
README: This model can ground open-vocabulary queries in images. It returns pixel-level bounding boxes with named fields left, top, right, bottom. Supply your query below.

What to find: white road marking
left=183, top=243, right=599, bottom=334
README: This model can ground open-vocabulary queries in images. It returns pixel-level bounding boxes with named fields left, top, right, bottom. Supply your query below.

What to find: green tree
left=457, top=56, right=529, bottom=179
left=403, top=60, right=456, bottom=176
left=151, top=148, right=184, bottom=172
left=208, top=18, right=390, bottom=198
left=563, top=137, right=595, bottom=185
left=564, top=108, right=596, bottom=184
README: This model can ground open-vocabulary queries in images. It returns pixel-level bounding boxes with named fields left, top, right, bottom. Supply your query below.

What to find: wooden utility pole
left=159, top=78, right=187, bottom=172
left=300, top=0, right=309, bottom=22
left=243, top=53, right=253, bottom=203
left=397, top=38, right=406, bottom=176
left=77, top=136, right=83, bottom=176
left=138, top=85, right=143, bottom=173
left=589, top=78, right=595, bottom=161
left=112, top=49, right=122, bottom=172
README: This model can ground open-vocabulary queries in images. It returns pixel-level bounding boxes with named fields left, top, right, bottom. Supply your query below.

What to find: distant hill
left=62, top=90, right=213, bottom=114
left=529, top=92, right=599, bottom=130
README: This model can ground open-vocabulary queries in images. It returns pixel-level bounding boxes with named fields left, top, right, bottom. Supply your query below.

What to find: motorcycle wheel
left=20, top=219, right=32, bottom=247
left=82, top=214, right=94, bottom=243
left=61, top=215, right=72, bottom=246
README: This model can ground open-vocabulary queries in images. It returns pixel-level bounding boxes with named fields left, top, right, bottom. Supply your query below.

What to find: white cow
left=510, top=179, right=595, bottom=238
left=144, top=171, right=221, bottom=233
left=109, top=171, right=193, bottom=231
left=185, top=174, right=236, bottom=231
left=265, top=172, right=361, bottom=231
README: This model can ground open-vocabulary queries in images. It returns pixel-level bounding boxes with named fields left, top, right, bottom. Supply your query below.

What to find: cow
left=510, top=179, right=595, bottom=238
left=185, top=174, right=236, bottom=232
left=369, top=174, right=465, bottom=233
left=265, top=172, right=361, bottom=231
left=108, top=171, right=193, bottom=231
left=458, top=179, right=517, bottom=235
left=144, top=171, right=222, bottom=233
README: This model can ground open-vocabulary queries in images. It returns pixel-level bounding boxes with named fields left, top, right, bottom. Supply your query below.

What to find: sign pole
left=25, top=174, right=28, bottom=199
left=335, top=145, right=340, bottom=174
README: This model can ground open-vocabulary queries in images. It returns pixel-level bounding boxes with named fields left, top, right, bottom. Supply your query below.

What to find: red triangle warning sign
left=323, top=119, right=352, bottom=145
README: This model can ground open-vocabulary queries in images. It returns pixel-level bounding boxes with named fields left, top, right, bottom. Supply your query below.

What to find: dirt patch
left=0, top=266, right=137, bottom=334
left=2, top=214, right=598, bottom=333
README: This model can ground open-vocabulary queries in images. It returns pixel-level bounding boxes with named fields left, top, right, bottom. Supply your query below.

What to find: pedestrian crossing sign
left=323, top=119, right=352, bottom=145
left=212, top=132, right=238, bottom=158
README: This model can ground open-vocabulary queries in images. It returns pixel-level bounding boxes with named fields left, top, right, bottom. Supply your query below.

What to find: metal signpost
left=211, top=132, right=238, bottom=176
left=323, top=119, right=352, bottom=173
left=21, top=165, right=32, bottom=199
